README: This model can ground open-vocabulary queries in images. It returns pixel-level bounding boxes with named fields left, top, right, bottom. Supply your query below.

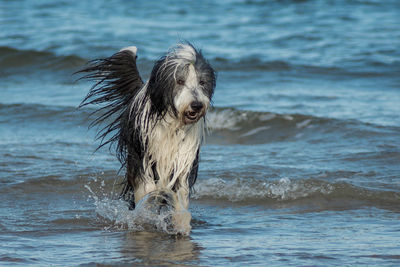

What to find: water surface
left=1, top=0, right=400, bottom=265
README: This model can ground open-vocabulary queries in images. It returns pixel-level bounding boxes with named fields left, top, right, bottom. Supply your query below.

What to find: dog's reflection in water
left=121, top=230, right=202, bottom=265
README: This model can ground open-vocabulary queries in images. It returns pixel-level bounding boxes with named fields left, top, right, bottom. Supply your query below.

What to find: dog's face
left=148, top=44, right=216, bottom=124
left=173, top=60, right=215, bottom=124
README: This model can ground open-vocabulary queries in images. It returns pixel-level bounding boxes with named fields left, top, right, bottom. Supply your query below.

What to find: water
left=1, top=0, right=400, bottom=265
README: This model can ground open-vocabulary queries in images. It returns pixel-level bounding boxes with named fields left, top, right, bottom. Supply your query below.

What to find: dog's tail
left=77, top=47, right=143, bottom=151
left=77, top=47, right=144, bottom=209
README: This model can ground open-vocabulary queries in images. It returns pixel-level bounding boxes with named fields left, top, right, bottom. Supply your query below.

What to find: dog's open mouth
left=184, top=111, right=200, bottom=123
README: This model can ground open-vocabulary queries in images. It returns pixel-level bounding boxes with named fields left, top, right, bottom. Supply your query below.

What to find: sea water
left=1, top=0, right=400, bottom=265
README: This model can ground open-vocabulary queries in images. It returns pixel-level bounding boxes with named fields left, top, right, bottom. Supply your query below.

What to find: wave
left=212, top=55, right=400, bottom=78
left=193, top=177, right=400, bottom=211
left=0, top=103, right=87, bottom=124
left=206, top=107, right=400, bottom=145
left=1, top=103, right=398, bottom=145
left=1, top=46, right=398, bottom=79
left=6, top=172, right=399, bottom=214
left=0, top=46, right=86, bottom=74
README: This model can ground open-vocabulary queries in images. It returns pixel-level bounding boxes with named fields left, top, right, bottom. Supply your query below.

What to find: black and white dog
left=79, top=43, right=216, bottom=225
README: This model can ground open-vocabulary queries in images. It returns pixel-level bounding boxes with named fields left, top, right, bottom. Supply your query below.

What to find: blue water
left=1, top=0, right=400, bottom=266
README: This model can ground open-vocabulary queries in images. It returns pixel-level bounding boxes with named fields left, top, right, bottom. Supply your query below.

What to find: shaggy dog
left=78, top=43, right=216, bottom=231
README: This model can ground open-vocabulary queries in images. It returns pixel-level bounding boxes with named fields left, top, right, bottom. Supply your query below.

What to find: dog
left=78, top=43, right=216, bottom=230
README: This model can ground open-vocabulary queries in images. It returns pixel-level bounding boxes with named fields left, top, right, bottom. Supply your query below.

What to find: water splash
left=85, top=181, right=191, bottom=235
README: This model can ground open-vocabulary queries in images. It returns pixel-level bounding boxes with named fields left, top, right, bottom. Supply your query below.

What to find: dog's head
left=148, top=43, right=216, bottom=125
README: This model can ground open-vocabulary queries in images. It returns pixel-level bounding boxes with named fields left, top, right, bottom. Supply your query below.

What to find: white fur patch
left=120, top=46, right=138, bottom=55
left=174, top=64, right=197, bottom=112
left=170, top=44, right=196, bottom=63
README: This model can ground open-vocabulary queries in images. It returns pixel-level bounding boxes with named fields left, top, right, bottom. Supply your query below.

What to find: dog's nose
left=190, top=101, right=203, bottom=112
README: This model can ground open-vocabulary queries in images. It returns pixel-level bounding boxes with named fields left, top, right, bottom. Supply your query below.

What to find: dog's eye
left=199, top=80, right=205, bottom=86
left=177, top=79, right=185, bottom=85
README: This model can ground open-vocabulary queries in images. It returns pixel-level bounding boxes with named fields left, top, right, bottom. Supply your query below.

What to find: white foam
left=283, top=115, right=294, bottom=121
left=240, top=126, right=270, bottom=137
left=259, top=113, right=277, bottom=121
left=296, top=119, right=312, bottom=129
left=206, top=109, right=280, bottom=131
left=193, top=177, right=334, bottom=202
left=206, top=109, right=244, bottom=130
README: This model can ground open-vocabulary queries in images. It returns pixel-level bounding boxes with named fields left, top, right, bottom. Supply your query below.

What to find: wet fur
left=78, top=43, right=216, bottom=211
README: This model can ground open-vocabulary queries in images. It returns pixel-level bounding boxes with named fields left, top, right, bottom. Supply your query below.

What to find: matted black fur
left=77, top=50, right=145, bottom=208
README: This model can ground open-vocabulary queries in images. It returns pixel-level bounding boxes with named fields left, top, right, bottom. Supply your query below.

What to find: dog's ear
left=147, top=56, right=178, bottom=118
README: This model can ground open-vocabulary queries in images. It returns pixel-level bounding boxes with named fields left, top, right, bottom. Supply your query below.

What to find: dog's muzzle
left=184, top=101, right=205, bottom=124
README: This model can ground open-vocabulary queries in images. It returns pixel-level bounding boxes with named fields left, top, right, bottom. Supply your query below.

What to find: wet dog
left=78, top=43, right=216, bottom=233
